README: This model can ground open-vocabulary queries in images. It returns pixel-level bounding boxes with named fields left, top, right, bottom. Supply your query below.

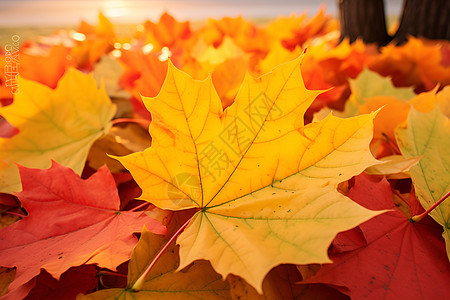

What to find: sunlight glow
left=71, top=31, right=86, bottom=42
left=111, top=49, right=122, bottom=58
left=102, top=0, right=127, bottom=18
left=122, top=43, right=131, bottom=50
left=142, top=43, right=154, bottom=55
left=158, top=46, right=172, bottom=61
left=136, top=24, right=145, bottom=32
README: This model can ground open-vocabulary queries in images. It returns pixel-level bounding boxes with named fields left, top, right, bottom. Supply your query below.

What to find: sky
left=0, top=0, right=404, bottom=27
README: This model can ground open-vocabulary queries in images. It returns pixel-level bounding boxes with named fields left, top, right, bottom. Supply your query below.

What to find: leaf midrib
left=170, top=68, right=206, bottom=208
left=204, top=66, right=299, bottom=208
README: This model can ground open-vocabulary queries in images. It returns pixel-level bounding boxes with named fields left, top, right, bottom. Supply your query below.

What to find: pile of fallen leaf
left=0, top=8, right=449, bottom=300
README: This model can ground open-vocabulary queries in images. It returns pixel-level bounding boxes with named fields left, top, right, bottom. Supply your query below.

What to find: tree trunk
left=394, top=0, right=450, bottom=44
left=337, top=0, right=391, bottom=46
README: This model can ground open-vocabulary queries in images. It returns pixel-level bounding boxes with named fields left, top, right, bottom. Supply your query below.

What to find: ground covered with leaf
left=0, top=8, right=449, bottom=300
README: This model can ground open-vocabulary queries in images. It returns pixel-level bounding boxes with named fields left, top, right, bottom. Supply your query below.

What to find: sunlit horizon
left=0, top=0, right=403, bottom=27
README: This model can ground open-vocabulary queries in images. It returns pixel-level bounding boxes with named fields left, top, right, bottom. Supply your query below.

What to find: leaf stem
left=129, top=201, right=150, bottom=212
left=411, top=190, right=450, bottom=222
left=131, top=213, right=195, bottom=291
left=112, top=118, right=151, bottom=128
left=2, top=210, right=26, bottom=218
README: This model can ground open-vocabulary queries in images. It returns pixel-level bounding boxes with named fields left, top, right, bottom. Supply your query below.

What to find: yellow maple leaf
left=115, top=55, right=383, bottom=292
left=0, top=68, right=116, bottom=193
left=191, top=36, right=244, bottom=67
left=257, top=41, right=302, bottom=75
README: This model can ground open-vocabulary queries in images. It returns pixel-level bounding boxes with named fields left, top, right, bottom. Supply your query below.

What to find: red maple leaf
left=0, top=162, right=166, bottom=296
left=303, top=173, right=450, bottom=299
